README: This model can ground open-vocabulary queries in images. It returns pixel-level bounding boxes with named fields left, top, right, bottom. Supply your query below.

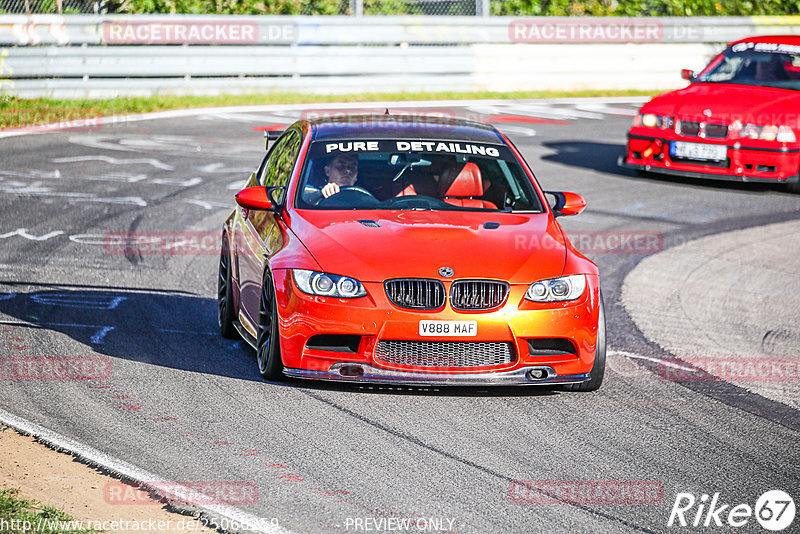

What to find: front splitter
left=283, top=364, right=589, bottom=386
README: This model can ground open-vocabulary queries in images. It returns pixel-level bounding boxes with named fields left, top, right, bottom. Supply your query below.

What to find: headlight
left=733, top=122, right=796, bottom=143
left=293, top=269, right=367, bottom=298
left=525, top=275, right=586, bottom=302
left=635, top=113, right=674, bottom=129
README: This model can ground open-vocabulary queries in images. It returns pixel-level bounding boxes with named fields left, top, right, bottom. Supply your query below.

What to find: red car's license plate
left=418, top=320, right=477, bottom=337
left=670, top=141, right=727, bottom=161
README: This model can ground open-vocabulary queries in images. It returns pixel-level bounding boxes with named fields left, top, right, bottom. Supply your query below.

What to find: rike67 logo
left=668, top=490, right=795, bottom=531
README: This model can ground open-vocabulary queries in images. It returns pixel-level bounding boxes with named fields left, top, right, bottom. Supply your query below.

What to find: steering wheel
left=339, top=185, right=376, bottom=198
left=316, top=186, right=379, bottom=207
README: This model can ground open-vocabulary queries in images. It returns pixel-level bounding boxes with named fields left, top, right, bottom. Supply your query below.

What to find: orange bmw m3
left=218, top=115, right=605, bottom=390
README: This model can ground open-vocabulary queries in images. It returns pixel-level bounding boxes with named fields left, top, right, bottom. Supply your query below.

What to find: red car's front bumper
left=623, top=131, right=800, bottom=184
left=271, top=269, right=601, bottom=386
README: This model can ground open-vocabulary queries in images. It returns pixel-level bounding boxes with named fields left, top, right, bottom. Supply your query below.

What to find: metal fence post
left=351, top=0, right=363, bottom=16
left=476, top=0, right=489, bottom=16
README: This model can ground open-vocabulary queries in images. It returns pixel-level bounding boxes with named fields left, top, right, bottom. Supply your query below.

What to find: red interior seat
left=441, top=162, right=497, bottom=209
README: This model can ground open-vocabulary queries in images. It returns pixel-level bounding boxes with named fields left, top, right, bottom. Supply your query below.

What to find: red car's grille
left=385, top=279, right=445, bottom=310
left=676, top=120, right=729, bottom=139
left=375, top=340, right=515, bottom=368
left=450, top=280, right=509, bottom=310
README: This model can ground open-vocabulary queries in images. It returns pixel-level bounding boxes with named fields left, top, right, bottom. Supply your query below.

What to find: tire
left=256, top=270, right=283, bottom=380
left=217, top=237, right=237, bottom=339
left=785, top=179, right=800, bottom=195
left=563, top=294, right=606, bottom=392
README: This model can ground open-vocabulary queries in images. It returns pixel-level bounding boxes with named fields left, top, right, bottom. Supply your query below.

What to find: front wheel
left=256, top=270, right=283, bottom=380
left=563, top=293, right=606, bottom=392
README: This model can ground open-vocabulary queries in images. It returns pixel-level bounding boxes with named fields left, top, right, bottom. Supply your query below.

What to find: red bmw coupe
left=218, top=115, right=605, bottom=389
left=623, top=35, right=800, bottom=192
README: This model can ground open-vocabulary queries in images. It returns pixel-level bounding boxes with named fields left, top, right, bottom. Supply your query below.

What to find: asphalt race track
left=1, top=98, right=799, bottom=533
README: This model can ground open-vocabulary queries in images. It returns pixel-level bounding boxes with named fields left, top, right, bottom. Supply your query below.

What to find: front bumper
left=285, top=363, right=589, bottom=386
left=624, top=132, right=800, bottom=184
left=272, top=270, right=601, bottom=384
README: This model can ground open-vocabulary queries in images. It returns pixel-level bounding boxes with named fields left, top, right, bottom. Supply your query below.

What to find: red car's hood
left=643, top=83, right=800, bottom=124
left=288, top=210, right=567, bottom=283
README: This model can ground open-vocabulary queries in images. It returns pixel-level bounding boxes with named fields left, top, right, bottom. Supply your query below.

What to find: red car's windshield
left=696, top=41, right=800, bottom=90
left=295, top=139, right=544, bottom=212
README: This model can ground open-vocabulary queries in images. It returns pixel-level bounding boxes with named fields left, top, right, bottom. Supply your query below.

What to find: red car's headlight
left=293, top=269, right=367, bottom=298
left=731, top=122, right=797, bottom=142
left=634, top=113, right=674, bottom=130
left=525, top=275, right=586, bottom=302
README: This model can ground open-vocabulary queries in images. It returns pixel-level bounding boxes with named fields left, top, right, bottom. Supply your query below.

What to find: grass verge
left=0, top=89, right=655, bottom=130
left=0, top=488, right=95, bottom=534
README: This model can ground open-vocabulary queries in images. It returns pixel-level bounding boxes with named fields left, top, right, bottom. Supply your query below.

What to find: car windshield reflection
left=295, top=140, right=544, bottom=212
left=696, top=43, right=800, bottom=90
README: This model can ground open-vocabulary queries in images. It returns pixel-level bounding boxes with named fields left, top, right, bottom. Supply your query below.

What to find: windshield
left=295, top=139, right=544, bottom=212
left=696, top=42, right=800, bottom=90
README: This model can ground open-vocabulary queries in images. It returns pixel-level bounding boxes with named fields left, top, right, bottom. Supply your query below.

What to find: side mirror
left=681, top=69, right=695, bottom=82
left=235, top=186, right=276, bottom=211
left=545, top=191, right=586, bottom=217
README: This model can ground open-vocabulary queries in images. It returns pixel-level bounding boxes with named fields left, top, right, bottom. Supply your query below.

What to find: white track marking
left=0, top=408, right=291, bottom=534
left=30, top=294, right=126, bottom=310
left=0, top=182, right=148, bottom=206
left=52, top=155, right=175, bottom=171
left=184, top=199, right=231, bottom=210
left=0, top=169, right=61, bottom=179
left=573, top=103, right=639, bottom=117
left=608, top=350, right=695, bottom=371
left=0, top=228, right=64, bottom=241
left=81, top=173, right=149, bottom=183
left=198, top=163, right=254, bottom=174
left=0, top=320, right=115, bottom=345
left=89, top=326, right=115, bottom=344
left=150, top=177, right=202, bottom=187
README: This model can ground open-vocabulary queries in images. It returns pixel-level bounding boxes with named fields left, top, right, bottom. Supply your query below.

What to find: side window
left=259, top=131, right=302, bottom=197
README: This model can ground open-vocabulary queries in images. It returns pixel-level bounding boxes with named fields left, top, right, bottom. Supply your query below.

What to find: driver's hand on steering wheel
left=321, top=182, right=341, bottom=198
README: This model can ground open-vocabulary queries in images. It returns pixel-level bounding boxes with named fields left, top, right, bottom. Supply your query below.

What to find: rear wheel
left=256, top=270, right=283, bottom=380
left=563, top=294, right=606, bottom=392
left=217, top=238, right=237, bottom=339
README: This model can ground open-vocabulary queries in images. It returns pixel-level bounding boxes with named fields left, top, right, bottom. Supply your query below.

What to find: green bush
left=112, top=0, right=800, bottom=15
left=491, top=0, right=800, bottom=16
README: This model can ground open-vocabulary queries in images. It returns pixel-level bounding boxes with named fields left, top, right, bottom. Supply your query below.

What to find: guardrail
left=1, top=15, right=799, bottom=98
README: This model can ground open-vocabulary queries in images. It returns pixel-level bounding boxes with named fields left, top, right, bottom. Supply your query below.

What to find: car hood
left=642, top=83, right=800, bottom=124
left=288, top=209, right=567, bottom=283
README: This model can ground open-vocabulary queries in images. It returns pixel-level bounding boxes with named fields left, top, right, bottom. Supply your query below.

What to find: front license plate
left=418, top=320, right=477, bottom=337
left=670, top=141, right=727, bottom=161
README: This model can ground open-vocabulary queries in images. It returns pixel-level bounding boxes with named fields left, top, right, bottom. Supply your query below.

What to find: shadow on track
left=0, top=283, right=560, bottom=398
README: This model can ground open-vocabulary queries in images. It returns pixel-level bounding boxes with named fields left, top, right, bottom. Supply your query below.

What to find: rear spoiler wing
left=265, top=129, right=284, bottom=150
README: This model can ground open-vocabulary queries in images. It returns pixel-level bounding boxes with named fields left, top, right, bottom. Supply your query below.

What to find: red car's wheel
left=217, top=237, right=237, bottom=339
left=256, top=270, right=283, bottom=380
left=563, top=294, right=606, bottom=392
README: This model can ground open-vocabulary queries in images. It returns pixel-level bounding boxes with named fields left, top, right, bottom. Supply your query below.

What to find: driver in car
left=321, top=153, right=359, bottom=198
